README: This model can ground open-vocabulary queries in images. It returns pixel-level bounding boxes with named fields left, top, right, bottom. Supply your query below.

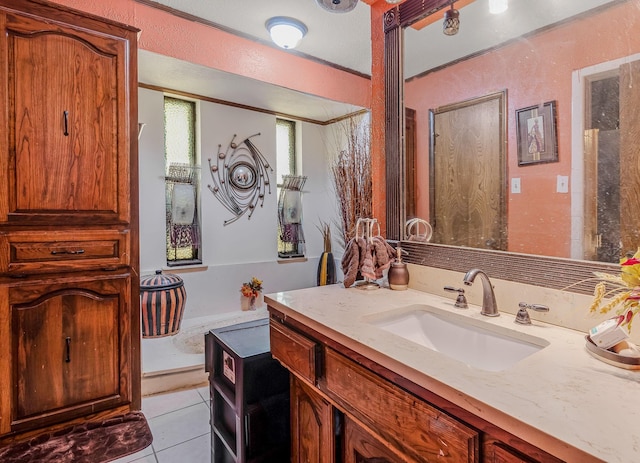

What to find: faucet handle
left=515, top=302, right=550, bottom=325
left=444, top=286, right=468, bottom=309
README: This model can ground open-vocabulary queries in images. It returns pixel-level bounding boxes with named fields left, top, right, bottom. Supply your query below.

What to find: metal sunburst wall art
left=207, top=133, right=273, bottom=225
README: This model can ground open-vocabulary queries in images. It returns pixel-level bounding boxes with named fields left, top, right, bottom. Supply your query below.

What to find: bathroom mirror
left=384, top=0, right=637, bottom=292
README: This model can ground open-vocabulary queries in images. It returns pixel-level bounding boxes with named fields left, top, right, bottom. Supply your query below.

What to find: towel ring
left=406, top=218, right=433, bottom=242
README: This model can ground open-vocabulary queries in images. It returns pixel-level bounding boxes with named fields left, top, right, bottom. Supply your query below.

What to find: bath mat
left=0, top=411, right=153, bottom=463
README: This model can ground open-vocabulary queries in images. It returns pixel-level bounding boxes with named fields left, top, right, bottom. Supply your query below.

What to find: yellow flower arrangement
left=240, top=277, right=263, bottom=298
left=589, top=249, right=640, bottom=331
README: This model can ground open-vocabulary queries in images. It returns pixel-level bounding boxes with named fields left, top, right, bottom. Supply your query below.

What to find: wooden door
left=430, top=92, right=506, bottom=250
left=291, top=376, right=336, bottom=463
left=2, top=11, right=130, bottom=225
left=9, top=275, right=130, bottom=432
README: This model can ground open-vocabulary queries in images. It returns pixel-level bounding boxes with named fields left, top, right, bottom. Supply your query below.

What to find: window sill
left=160, top=264, right=209, bottom=274
left=277, top=256, right=308, bottom=264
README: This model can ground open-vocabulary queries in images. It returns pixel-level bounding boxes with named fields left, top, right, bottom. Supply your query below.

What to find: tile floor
left=112, top=386, right=212, bottom=463
left=112, top=310, right=271, bottom=463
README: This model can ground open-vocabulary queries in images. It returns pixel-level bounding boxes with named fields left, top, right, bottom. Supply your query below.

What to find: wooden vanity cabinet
left=0, top=0, right=139, bottom=443
left=268, top=312, right=563, bottom=463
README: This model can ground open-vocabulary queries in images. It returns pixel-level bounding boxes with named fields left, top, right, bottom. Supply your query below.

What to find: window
left=276, top=119, right=296, bottom=180
left=276, top=119, right=305, bottom=257
left=164, top=96, right=201, bottom=266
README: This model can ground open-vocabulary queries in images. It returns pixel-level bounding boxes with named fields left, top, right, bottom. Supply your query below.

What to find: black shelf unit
left=205, top=318, right=290, bottom=463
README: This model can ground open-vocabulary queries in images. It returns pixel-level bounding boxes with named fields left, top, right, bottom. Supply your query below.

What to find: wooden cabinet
left=1, top=5, right=131, bottom=226
left=0, top=0, right=139, bottom=443
left=268, top=313, right=563, bottom=463
left=9, top=274, right=131, bottom=432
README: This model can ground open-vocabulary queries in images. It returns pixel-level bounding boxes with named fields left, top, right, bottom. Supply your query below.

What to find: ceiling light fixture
left=315, top=0, right=359, bottom=14
left=489, top=0, right=508, bottom=15
left=265, top=16, right=307, bottom=49
left=385, top=0, right=404, bottom=4
left=443, top=3, right=460, bottom=36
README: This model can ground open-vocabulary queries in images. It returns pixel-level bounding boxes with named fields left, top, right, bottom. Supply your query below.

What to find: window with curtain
left=164, top=96, right=202, bottom=266
left=276, top=119, right=305, bottom=257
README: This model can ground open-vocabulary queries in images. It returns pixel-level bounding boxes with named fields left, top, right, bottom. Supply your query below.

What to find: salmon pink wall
left=49, top=0, right=370, bottom=110
left=405, top=2, right=640, bottom=258
left=369, top=1, right=394, bottom=236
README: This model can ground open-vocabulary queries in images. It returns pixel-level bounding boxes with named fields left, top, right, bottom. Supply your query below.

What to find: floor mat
left=0, top=411, right=153, bottom=463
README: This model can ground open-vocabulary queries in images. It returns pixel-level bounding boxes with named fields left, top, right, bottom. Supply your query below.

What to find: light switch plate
left=511, top=177, right=521, bottom=194
left=557, top=175, right=569, bottom=193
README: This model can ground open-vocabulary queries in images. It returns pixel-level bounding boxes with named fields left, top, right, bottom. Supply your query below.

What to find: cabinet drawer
left=323, top=348, right=479, bottom=463
left=0, top=229, right=129, bottom=274
left=270, top=321, right=319, bottom=384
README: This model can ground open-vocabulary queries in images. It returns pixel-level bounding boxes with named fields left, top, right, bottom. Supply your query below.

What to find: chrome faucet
left=462, top=269, right=499, bottom=317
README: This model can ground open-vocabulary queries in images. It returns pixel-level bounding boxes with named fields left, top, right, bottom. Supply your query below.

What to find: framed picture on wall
left=516, top=100, right=558, bottom=166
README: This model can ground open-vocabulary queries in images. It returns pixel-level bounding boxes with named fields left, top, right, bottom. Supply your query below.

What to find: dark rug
left=0, top=411, right=153, bottom=463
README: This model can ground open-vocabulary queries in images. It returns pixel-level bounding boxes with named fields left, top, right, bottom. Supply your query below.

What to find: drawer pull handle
left=63, top=110, right=69, bottom=136
left=51, top=249, right=85, bottom=255
left=65, top=337, right=71, bottom=363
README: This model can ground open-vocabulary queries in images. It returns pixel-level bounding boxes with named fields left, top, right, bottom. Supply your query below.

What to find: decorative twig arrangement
left=207, top=133, right=273, bottom=225
left=330, top=116, right=372, bottom=248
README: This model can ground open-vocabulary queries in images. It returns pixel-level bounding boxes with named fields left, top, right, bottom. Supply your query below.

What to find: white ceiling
left=138, top=0, right=372, bottom=123
left=138, top=0, right=617, bottom=123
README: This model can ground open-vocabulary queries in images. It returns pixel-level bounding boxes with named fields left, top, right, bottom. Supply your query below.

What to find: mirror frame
left=383, top=0, right=618, bottom=295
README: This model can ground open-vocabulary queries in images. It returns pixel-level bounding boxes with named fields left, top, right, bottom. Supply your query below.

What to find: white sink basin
left=368, top=305, right=549, bottom=372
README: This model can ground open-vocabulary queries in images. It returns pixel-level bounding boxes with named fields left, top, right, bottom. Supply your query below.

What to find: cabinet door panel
left=345, top=416, right=409, bottom=463
left=2, top=12, right=130, bottom=225
left=10, top=276, right=128, bottom=429
left=291, top=377, right=335, bottom=463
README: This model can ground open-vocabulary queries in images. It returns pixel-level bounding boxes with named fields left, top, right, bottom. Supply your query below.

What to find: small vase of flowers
left=240, top=277, right=263, bottom=311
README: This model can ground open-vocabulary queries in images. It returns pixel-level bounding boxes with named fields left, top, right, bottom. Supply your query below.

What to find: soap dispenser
left=388, top=246, right=409, bottom=290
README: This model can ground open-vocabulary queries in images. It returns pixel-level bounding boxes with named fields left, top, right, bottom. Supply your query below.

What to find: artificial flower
left=590, top=249, right=640, bottom=331
left=240, top=277, right=263, bottom=298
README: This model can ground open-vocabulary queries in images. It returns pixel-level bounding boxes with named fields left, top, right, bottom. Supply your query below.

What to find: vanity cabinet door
left=488, top=444, right=540, bottom=463
left=291, top=376, right=336, bottom=463
left=344, top=415, right=413, bottom=463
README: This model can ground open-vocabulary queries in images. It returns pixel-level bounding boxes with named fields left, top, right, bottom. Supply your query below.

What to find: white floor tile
left=110, top=445, right=155, bottom=463
left=128, top=455, right=158, bottom=463
left=155, top=434, right=211, bottom=463
left=148, top=402, right=211, bottom=452
left=196, top=385, right=210, bottom=404
left=143, top=388, right=206, bottom=419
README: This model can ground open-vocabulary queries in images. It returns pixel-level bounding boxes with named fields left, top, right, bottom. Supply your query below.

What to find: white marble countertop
left=265, top=284, right=640, bottom=463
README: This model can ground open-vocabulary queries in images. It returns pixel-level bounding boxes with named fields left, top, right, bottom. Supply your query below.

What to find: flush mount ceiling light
left=265, top=16, right=307, bottom=49
left=489, top=0, right=508, bottom=14
left=443, top=3, right=460, bottom=36
left=315, top=0, right=359, bottom=14
left=385, top=0, right=404, bottom=4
